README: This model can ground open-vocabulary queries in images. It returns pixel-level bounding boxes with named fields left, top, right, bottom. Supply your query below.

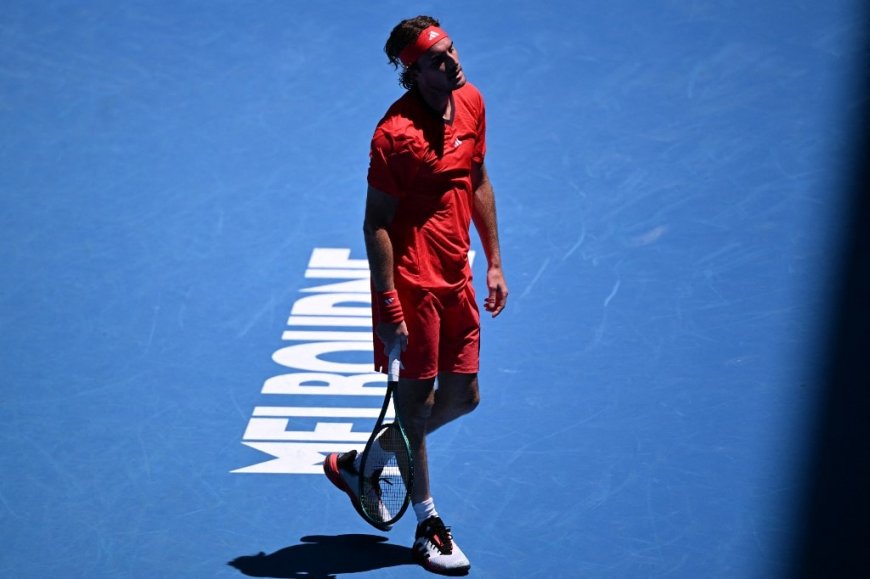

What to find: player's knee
left=462, top=392, right=480, bottom=417
left=444, top=375, right=480, bottom=416
left=450, top=388, right=479, bottom=418
left=467, top=389, right=480, bottom=413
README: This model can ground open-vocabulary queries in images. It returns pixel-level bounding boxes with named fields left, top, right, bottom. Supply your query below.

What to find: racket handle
left=388, top=342, right=401, bottom=382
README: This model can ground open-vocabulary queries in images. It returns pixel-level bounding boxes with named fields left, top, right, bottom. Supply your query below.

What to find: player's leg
left=401, top=373, right=472, bottom=575
left=409, top=286, right=476, bottom=574
left=394, top=376, right=436, bottom=505
left=429, top=281, right=481, bottom=434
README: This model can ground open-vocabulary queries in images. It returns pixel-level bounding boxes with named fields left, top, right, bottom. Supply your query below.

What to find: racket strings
left=360, top=425, right=412, bottom=523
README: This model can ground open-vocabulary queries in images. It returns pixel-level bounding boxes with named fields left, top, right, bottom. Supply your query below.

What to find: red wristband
left=376, top=289, right=404, bottom=324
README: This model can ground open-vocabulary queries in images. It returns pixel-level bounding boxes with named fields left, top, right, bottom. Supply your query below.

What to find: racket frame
left=357, top=344, right=413, bottom=528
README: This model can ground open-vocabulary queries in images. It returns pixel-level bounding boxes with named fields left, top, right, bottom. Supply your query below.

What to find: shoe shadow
left=228, top=534, right=414, bottom=578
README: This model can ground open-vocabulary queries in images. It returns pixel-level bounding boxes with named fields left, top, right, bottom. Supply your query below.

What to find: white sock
left=354, top=439, right=391, bottom=476
left=413, top=497, right=439, bottom=523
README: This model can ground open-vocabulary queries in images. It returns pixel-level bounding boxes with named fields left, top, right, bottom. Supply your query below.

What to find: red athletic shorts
left=372, top=283, right=480, bottom=380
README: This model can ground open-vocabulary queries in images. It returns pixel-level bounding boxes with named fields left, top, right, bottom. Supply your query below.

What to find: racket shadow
left=228, top=534, right=414, bottom=578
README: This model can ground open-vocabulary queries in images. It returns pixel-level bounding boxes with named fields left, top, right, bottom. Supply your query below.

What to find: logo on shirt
left=453, top=138, right=463, bottom=149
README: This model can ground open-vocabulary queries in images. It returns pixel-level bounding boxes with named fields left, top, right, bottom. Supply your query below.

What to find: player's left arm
left=471, top=161, right=508, bottom=317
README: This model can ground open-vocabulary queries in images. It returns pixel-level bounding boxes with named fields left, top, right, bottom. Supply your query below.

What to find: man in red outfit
left=325, top=15, right=508, bottom=575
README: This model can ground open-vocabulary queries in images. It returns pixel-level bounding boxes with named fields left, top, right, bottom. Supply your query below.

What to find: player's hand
left=376, top=321, right=408, bottom=356
left=484, top=266, right=508, bottom=317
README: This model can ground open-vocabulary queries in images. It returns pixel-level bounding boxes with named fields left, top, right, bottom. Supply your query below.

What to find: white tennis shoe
left=412, top=516, right=471, bottom=575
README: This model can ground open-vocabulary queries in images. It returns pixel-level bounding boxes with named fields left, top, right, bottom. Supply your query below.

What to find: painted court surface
left=1, top=1, right=866, bottom=577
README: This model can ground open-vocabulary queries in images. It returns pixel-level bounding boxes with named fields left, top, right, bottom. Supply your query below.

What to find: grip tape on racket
left=388, top=343, right=401, bottom=382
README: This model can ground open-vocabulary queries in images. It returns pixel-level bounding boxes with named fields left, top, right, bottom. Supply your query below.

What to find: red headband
left=399, top=26, right=449, bottom=67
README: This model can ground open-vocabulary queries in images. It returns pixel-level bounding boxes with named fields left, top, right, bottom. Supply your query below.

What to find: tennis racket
left=358, top=342, right=413, bottom=529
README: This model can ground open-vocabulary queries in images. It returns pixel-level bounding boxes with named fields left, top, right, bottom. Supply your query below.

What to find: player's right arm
left=363, top=185, right=408, bottom=354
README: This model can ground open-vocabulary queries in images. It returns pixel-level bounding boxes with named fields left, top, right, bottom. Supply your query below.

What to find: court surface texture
left=2, top=1, right=867, bottom=577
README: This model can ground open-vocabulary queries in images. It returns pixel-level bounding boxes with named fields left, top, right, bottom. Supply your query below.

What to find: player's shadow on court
left=228, top=534, right=414, bottom=578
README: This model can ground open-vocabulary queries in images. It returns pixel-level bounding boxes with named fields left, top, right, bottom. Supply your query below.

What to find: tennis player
left=323, top=14, right=508, bottom=575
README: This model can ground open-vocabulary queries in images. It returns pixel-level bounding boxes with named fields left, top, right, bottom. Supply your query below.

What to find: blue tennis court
left=1, top=1, right=866, bottom=577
